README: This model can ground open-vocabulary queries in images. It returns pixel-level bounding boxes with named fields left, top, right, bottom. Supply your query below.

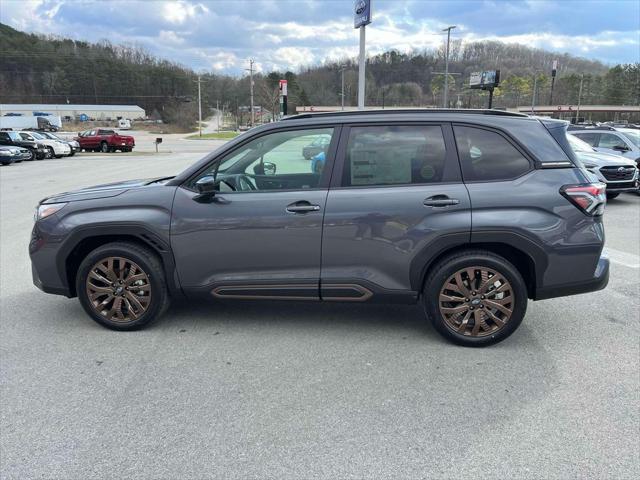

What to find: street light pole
left=531, top=74, right=538, bottom=114
left=245, top=59, right=255, bottom=126
left=576, top=74, right=584, bottom=122
left=442, top=25, right=456, bottom=108
left=340, top=65, right=347, bottom=110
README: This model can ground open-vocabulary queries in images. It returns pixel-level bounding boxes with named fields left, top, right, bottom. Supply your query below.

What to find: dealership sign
left=354, top=0, right=371, bottom=28
left=279, top=79, right=288, bottom=96
left=469, top=70, right=501, bottom=89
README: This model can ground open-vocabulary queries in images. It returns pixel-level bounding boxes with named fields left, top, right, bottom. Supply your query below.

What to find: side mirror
left=77, top=132, right=82, bottom=136
left=263, top=162, right=276, bottom=176
left=195, top=175, right=217, bottom=195
left=253, top=161, right=276, bottom=176
left=612, top=145, right=630, bottom=152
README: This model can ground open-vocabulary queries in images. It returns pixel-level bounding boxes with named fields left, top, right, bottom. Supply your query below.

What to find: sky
left=1, top=0, right=639, bottom=75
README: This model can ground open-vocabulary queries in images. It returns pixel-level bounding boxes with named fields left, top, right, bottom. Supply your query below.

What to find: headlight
left=0, top=151, right=10, bottom=156
left=583, top=163, right=598, bottom=169
left=35, top=203, right=67, bottom=221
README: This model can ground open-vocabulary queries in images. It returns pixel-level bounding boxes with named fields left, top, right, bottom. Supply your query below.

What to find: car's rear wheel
left=606, top=192, right=620, bottom=200
left=76, top=242, right=170, bottom=330
left=100, top=142, right=109, bottom=153
left=423, top=250, right=527, bottom=347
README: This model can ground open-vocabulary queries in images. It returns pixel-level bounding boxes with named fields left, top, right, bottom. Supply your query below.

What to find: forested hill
left=1, top=22, right=637, bottom=124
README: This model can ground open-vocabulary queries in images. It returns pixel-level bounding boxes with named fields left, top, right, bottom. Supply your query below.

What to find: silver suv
left=30, top=110, right=610, bottom=346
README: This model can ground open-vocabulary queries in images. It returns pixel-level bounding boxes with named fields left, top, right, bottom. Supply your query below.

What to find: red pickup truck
left=75, top=129, right=135, bottom=153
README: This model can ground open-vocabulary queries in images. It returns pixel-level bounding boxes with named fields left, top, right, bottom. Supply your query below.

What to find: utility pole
left=442, top=25, right=456, bottom=108
left=576, top=74, right=584, bottom=123
left=195, top=75, right=203, bottom=137
left=549, top=59, right=558, bottom=105
left=531, top=74, right=538, bottom=114
left=216, top=99, right=219, bottom=132
left=340, top=64, right=347, bottom=110
left=245, top=59, right=255, bottom=126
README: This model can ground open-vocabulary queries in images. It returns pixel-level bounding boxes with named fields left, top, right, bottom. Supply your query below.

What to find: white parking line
left=604, top=247, right=640, bottom=269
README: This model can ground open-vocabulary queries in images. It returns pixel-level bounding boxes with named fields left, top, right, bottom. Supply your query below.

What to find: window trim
left=451, top=123, right=535, bottom=184
left=181, top=124, right=342, bottom=193
left=330, top=122, right=462, bottom=190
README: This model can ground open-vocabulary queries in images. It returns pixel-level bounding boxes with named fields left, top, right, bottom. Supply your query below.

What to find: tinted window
left=191, top=128, right=334, bottom=192
left=342, top=125, right=447, bottom=187
left=572, top=132, right=599, bottom=146
left=454, top=126, right=530, bottom=181
left=598, top=133, right=628, bottom=149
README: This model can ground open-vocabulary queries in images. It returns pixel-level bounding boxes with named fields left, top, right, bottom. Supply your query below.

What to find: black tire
left=46, top=146, right=55, bottom=159
left=100, top=142, right=109, bottom=153
left=423, top=250, right=528, bottom=347
left=25, top=149, right=35, bottom=161
left=606, top=192, right=619, bottom=200
left=76, top=242, right=170, bottom=331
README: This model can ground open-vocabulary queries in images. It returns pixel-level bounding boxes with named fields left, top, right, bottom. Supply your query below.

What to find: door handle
left=286, top=202, right=321, bottom=213
left=423, top=196, right=460, bottom=207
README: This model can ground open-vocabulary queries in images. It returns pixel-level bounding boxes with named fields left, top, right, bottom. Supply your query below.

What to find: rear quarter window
left=454, top=126, right=531, bottom=182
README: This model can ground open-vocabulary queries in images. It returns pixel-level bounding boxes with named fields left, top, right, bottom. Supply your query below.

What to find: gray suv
left=30, top=110, right=609, bottom=346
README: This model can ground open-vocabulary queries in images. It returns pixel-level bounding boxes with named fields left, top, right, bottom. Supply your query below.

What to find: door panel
left=321, top=184, right=471, bottom=292
left=171, top=187, right=328, bottom=294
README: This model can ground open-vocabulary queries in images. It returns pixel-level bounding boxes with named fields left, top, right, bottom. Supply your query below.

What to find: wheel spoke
left=439, top=293, right=464, bottom=303
left=454, top=272, right=471, bottom=297
left=457, top=310, right=472, bottom=332
left=125, top=273, right=147, bottom=286
left=485, top=309, right=506, bottom=328
left=484, top=299, right=512, bottom=316
left=441, top=305, right=469, bottom=315
left=89, top=270, right=111, bottom=285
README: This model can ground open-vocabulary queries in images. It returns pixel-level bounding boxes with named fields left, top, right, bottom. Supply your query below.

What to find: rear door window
left=453, top=126, right=531, bottom=182
left=342, top=125, right=448, bottom=187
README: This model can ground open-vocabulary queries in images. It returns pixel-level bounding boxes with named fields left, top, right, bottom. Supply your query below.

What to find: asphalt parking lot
left=1, top=148, right=639, bottom=479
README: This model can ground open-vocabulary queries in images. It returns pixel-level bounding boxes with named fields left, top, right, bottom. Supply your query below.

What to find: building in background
left=0, top=104, right=146, bottom=121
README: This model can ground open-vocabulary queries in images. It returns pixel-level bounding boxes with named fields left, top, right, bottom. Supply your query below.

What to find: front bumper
left=535, top=254, right=609, bottom=300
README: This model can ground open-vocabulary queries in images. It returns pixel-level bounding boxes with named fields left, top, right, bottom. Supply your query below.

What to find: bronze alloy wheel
left=85, top=256, right=151, bottom=322
left=438, top=266, right=514, bottom=337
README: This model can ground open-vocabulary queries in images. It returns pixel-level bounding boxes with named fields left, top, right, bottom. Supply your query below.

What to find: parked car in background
left=302, top=134, right=331, bottom=159
left=567, top=134, right=638, bottom=199
left=31, top=109, right=610, bottom=347
left=18, top=131, right=71, bottom=158
left=75, top=129, right=135, bottom=152
left=0, top=145, right=31, bottom=165
left=117, top=119, right=132, bottom=130
left=569, top=126, right=640, bottom=168
left=38, top=131, right=80, bottom=156
left=0, top=130, right=49, bottom=160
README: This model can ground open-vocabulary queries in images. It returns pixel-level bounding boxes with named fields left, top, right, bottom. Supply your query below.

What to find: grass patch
left=185, top=131, right=240, bottom=140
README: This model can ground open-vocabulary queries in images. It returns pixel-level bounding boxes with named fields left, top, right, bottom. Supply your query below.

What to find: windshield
left=619, top=129, right=640, bottom=148
left=567, top=134, right=595, bottom=153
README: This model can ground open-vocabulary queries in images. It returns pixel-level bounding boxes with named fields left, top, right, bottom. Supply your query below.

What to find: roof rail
left=282, top=108, right=529, bottom=121
left=567, top=124, right=615, bottom=131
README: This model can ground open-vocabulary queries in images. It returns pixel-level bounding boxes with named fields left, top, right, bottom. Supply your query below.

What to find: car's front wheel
left=423, top=250, right=527, bottom=347
left=76, top=242, right=170, bottom=330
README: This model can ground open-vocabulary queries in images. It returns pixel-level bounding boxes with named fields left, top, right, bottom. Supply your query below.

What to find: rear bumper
left=534, top=254, right=609, bottom=300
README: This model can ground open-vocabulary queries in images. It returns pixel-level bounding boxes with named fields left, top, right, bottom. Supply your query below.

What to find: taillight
left=560, top=183, right=606, bottom=216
